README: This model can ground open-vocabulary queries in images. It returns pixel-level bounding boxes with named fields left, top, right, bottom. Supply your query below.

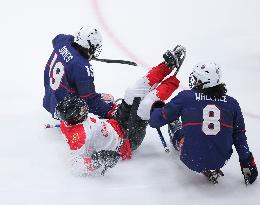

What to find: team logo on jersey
left=72, top=133, right=79, bottom=144
left=101, top=122, right=109, bottom=138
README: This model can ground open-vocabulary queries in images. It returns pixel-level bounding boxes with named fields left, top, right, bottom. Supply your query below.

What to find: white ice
left=0, top=0, right=260, bottom=204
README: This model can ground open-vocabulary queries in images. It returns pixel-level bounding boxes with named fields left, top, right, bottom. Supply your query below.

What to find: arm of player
left=72, top=63, right=115, bottom=118
left=232, top=100, right=250, bottom=160
left=232, top=100, right=258, bottom=184
left=149, top=93, right=183, bottom=128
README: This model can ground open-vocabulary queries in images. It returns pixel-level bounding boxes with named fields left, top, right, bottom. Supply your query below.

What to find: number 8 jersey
left=43, top=34, right=114, bottom=118
left=149, top=89, right=251, bottom=172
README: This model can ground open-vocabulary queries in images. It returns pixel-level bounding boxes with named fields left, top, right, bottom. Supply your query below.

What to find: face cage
left=87, top=40, right=102, bottom=60
left=63, top=105, right=88, bottom=125
left=54, top=108, right=61, bottom=120
left=188, top=72, right=197, bottom=89
left=78, top=106, right=89, bottom=120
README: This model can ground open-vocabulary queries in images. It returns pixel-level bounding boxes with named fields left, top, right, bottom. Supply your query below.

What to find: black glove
left=150, top=101, right=165, bottom=113
left=163, top=45, right=186, bottom=70
left=240, top=152, right=258, bottom=184
left=91, top=150, right=120, bottom=171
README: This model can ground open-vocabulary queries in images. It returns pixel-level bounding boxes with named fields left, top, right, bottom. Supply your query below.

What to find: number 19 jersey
left=43, top=34, right=113, bottom=118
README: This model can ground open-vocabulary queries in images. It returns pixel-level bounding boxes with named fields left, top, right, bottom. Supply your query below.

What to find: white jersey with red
left=60, top=117, right=131, bottom=176
left=60, top=62, right=180, bottom=176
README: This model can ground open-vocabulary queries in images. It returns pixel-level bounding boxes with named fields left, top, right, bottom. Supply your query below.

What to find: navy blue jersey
left=43, top=34, right=113, bottom=118
left=149, top=89, right=250, bottom=172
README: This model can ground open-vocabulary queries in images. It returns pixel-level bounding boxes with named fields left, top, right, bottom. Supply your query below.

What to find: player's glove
left=163, top=45, right=186, bottom=71
left=150, top=101, right=165, bottom=113
left=101, top=93, right=115, bottom=103
left=91, top=150, right=120, bottom=175
left=240, top=152, right=258, bottom=185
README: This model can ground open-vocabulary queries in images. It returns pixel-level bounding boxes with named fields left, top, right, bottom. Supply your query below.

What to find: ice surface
left=0, top=0, right=259, bottom=204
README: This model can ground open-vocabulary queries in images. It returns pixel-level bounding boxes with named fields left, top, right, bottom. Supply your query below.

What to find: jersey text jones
left=59, top=46, right=73, bottom=62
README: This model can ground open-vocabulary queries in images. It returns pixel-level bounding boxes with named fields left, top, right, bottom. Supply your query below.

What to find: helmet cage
left=189, top=72, right=197, bottom=89
left=87, top=40, right=102, bottom=59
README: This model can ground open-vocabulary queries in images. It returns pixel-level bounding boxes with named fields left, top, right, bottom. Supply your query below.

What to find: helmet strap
left=72, top=42, right=91, bottom=60
left=193, top=81, right=210, bottom=89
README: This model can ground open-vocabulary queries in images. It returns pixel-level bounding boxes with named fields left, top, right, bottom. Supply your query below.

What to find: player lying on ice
left=54, top=45, right=186, bottom=176
left=149, top=62, right=258, bottom=185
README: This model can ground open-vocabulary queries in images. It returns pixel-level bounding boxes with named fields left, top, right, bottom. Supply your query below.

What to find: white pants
left=124, top=63, right=180, bottom=120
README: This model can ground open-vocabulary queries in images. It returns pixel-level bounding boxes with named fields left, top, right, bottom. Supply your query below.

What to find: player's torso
left=178, top=90, right=237, bottom=171
left=60, top=117, right=121, bottom=156
left=84, top=117, right=122, bottom=154
left=43, top=35, right=91, bottom=115
left=180, top=90, right=235, bottom=136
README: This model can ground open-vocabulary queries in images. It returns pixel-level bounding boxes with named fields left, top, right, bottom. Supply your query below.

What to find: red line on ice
left=91, top=0, right=149, bottom=68
left=91, top=0, right=260, bottom=121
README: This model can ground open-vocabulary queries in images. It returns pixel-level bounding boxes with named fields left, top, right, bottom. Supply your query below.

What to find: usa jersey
left=60, top=117, right=131, bottom=176
left=43, top=34, right=113, bottom=118
left=149, top=89, right=250, bottom=172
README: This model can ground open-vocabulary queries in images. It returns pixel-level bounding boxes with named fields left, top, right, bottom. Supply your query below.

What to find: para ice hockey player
left=54, top=46, right=186, bottom=176
left=149, top=62, right=258, bottom=185
left=43, top=26, right=116, bottom=119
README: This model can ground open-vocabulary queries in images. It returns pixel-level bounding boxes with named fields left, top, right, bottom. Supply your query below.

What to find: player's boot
left=163, top=45, right=186, bottom=73
left=168, top=120, right=183, bottom=151
left=145, top=45, right=186, bottom=89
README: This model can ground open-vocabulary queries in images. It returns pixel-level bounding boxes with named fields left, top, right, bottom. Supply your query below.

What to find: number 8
left=202, top=105, right=220, bottom=135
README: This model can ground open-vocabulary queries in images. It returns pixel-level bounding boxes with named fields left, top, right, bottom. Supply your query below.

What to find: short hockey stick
left=155, top=46, right=187, bottom=153
left=92, top=57, right=137, bottom=66
left=156, top=128, right=170, bottom=153
left=155, top=46, right=186, bottom=153
left=45, top=124, right=60, bottom=128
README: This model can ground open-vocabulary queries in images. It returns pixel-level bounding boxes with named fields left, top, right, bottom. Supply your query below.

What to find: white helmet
left=189, top=62, right=222, bottom=89
left=74, top=26, right=102, bottom=58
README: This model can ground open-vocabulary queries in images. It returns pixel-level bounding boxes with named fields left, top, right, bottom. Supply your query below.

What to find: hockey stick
left=92, top=57, right=137, bottom=66
left=155, top=45, right=186, bottom=153
left=156, top=128, right=170, bottom=153
left=155, top=63, right=182, bottom=153
left=45, top=124, right=60, bottom=128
